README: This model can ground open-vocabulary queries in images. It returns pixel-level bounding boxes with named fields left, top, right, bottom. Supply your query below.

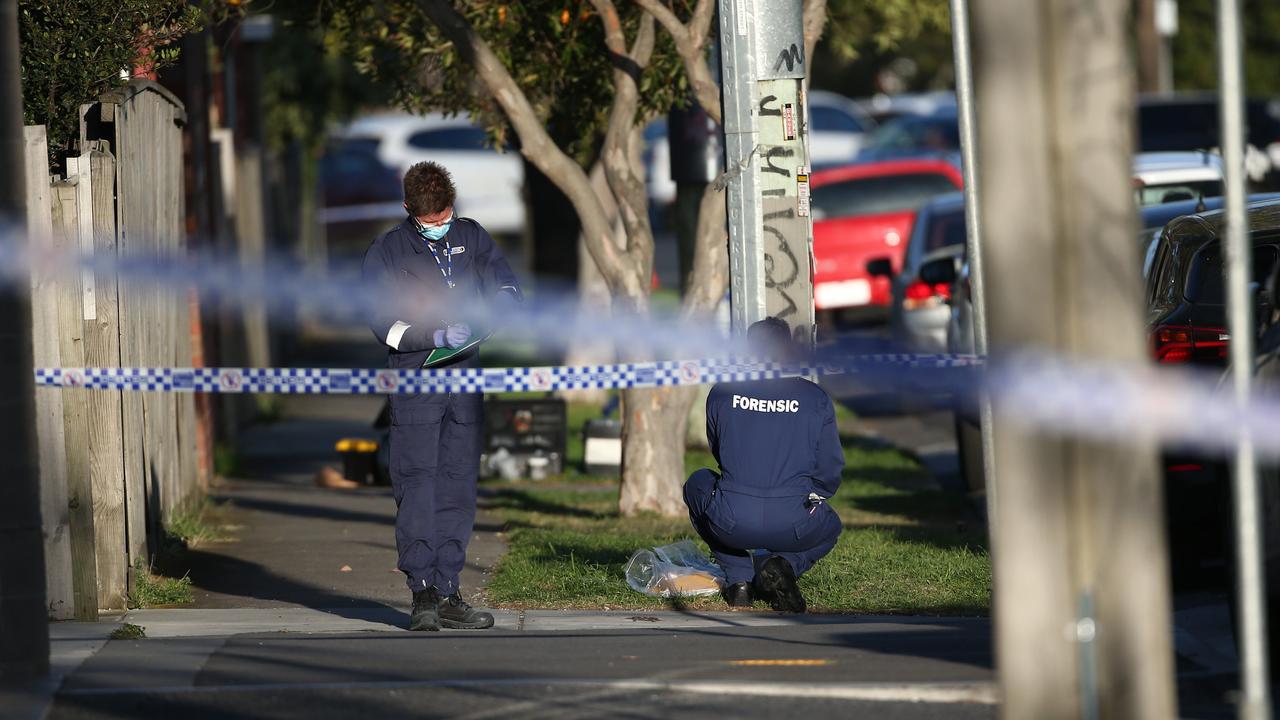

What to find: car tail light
left=1166, top=463, right=1204, bottom=473
left=1151, top=325, right=1228, bottom=364
left=903, top=280, right=951, bottom=311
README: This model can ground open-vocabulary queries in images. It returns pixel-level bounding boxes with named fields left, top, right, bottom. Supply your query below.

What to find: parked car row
left=922, top=196, right=1280, bottom=674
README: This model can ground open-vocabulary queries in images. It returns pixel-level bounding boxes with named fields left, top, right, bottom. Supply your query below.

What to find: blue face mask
left=414, top=214, right=453, bottom=242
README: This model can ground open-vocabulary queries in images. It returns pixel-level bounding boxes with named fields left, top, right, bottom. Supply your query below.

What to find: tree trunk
left=619, top=384, right=699, bottom=515
left=562, top=164, right=620, bottom=405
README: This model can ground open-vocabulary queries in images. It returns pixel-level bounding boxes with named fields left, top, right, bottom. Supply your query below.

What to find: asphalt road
left=48, top=619, right=996, bottom=720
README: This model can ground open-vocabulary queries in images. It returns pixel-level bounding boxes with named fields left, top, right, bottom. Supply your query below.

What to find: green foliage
left=164, top=497, right=226, bottom=549
left=822, top=0, right=950, bottom=62
left=812, top=0, right=953, bottom=97
left=213, top=442, right=241, bottom=477
left=1172, top=0, right=1280, bottom=96
left=129, top=559, right=194, bottom=608
left=259, top=8, right=394, bottom=153
left=17, top=0, right=232, bottom=156
left=320, top=1, right=688, bottom=164
left=109, top=623, right=147, bottom=640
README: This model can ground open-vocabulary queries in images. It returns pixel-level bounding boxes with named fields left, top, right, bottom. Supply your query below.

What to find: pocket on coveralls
left=389, top=402, right=446, bottom=479
left=707, top=493, right=738, bottom=534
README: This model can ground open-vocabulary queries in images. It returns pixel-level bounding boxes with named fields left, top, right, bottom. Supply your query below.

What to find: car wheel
left=955, top=413, right=985, bottom=494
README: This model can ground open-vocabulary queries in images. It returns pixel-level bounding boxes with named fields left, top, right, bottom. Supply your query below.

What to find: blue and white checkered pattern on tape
left=33, top=354, right=983, bottom=394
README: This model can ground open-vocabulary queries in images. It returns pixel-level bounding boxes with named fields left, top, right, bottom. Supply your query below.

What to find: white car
left=336, top=113, right=526, bottom=235
left=646, top=90, right=875, bottom=206
left=854, top=91, right=956, bottom=124
left=1132, top=151, right=1223, bottom=208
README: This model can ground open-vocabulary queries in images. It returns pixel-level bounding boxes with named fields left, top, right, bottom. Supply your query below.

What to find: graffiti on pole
left=756, top=80, right=814, bottom=334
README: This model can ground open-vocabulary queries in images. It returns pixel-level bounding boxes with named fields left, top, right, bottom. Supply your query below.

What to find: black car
left=1144, top=202, right=1280, bottom=588
left=1150, top=200, right=1280, bottom=674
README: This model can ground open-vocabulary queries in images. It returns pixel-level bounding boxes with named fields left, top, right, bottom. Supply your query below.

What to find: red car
left=811, top=159, right=964, bottom=316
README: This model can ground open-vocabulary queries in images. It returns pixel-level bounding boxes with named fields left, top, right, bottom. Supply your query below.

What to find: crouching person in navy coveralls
left=362, top=161, right=521, bottom=631
left=683, top=317, right=844, bottom=612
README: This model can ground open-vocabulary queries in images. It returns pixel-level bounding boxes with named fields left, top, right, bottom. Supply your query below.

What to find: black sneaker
left=409, top=589, right=440, bottom=631
left=437, top=592, right=495, bottom=629
left=724, top=582, right=753, bottom=608
left=754, top=556, right=806, bottom=613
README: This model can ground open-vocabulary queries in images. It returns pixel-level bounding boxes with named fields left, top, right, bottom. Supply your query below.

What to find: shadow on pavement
left=158, top=547, right=408, bottom=627
left=216, top=493, right=395, bottom=528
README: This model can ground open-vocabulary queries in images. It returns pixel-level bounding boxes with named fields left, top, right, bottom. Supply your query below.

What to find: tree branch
left=589, top=3, right=656, bottom=265
left=417, top=0, right=643, bottom=297
left=802, top=0, right=828, bottom=74
left=633, top=0, right=722, bottom=125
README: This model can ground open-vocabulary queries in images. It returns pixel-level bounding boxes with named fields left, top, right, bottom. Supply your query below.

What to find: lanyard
left=425, top=238, right=455, bottom=289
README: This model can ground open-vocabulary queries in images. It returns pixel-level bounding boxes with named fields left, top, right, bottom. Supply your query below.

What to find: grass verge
left=164, top=498, right=229, bottom=549
left=485, top=434, right=990, bottom=614
left=130, top=560, right=193, bottom=608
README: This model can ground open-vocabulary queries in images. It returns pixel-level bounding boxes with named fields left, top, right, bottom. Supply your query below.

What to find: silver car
left=879, top=192, right=966, bottom=353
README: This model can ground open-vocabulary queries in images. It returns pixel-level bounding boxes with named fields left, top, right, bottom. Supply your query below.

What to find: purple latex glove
left=433, top=323, right=471, bottom=349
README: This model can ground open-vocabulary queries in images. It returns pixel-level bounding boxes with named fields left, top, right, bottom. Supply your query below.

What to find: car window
left=1135, top=181, right=1223, bottom=207
left=811, top=105, right=866, bottom=134
left=1185, top=243, right=1279, bottom=305
left=1141, top=230, right=1162, bottom=281
left=812, top=173, right=959, bottom=219
left=922, top=209, right=967, bottom=253
left=1147, top=234, right=1174, bottom=307
left=407, top=126, right=490, bottom=151
left=863, top=116, right=959, bottom=153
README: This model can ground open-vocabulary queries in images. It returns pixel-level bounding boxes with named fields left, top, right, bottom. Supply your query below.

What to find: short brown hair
left=403, top=161, right=457, bottom=216
left=747, top=317, right=796, bottom=360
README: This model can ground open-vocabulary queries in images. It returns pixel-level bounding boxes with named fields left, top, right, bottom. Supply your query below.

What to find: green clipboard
left=422, top=327, right=494, bottom=368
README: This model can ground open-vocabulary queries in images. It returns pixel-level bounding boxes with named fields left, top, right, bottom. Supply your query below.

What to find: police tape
left=33, top=354, right=984, bottom=394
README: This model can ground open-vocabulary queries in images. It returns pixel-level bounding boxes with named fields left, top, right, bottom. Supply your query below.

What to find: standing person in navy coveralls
left=684, top=318, right=844, bottom=611
left=362, top=161, right=521, bottom=631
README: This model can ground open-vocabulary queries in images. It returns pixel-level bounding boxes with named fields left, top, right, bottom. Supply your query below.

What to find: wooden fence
left=28, top=80, right=202, bottom=619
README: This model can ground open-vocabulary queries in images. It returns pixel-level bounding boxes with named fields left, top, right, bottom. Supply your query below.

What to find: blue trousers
left=389, top=393, right=483, bottom=594
left=683, top=468, right=843, bottom=586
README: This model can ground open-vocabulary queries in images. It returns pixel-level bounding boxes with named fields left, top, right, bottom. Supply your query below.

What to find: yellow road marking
left=728, top=659, right=832, bottom=667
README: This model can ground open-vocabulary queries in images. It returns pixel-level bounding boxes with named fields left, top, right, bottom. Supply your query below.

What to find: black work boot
left=409, top=589, right=440, bottom=631
left=754, top=556, right=806, bottom=613
left=724, top=581, right=753, bottom=608
left=437, top=592, right=495, bottom=629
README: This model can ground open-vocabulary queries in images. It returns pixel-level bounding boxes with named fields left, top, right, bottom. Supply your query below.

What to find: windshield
left=812, top=173, right=959, bottom=219
left=864, top=115, right=960, bottom=153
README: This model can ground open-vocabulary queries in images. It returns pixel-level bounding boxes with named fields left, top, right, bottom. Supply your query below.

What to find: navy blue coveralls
left=362, top=217, right=520, bottom=595
left=684, top=378, right=845, bottom=586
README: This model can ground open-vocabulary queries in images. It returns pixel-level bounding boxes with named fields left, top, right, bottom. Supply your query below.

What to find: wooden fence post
left=24, top=125, right=73, bottom=620
left=80, top=147, right=128, bottom=611
left=49, top=166, right=97, bottom=620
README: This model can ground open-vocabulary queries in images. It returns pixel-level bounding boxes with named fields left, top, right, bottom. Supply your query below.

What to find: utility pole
left=1136, top=0, right=1160, bottom=93
left=718, top=0, right=815, bottom=344
left=0, top=0, right=50, bottom=680
left=1137, top=0, right=1177, bottom=94
left=948, top=0, right=996, bottom=528
left=970, top=0, right=1177, bottom=717
left=1217, top=0, right=1271, bottom=715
